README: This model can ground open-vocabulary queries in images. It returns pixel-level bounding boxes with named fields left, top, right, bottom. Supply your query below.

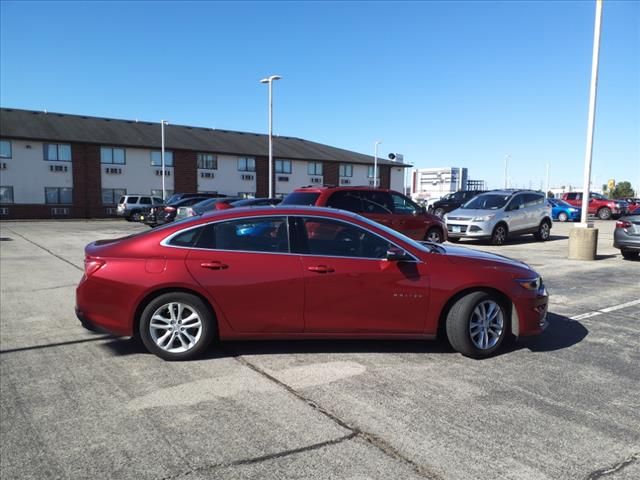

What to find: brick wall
left=174, top=150, right=197, bottom=193
left=380, top=165, right=391, bottom=189
left=255, top=156, right=269, bottom=197
left=0, top=204, right=78, bottom=220
left=323, top=161, right=339, bottom=187
left=72, top=143, right=102, bottom=218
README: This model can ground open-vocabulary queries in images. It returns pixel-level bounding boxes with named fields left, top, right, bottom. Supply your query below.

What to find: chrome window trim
left=160, top=213, right=421, bottom=263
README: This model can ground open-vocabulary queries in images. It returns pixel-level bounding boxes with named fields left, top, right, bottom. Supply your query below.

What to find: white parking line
left=570, top=299, right=640, bottom=321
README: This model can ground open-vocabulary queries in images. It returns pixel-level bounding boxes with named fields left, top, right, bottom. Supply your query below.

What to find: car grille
left=447, top=224, right=468, bottom=233
left=447, top=216, right=471, bottom=221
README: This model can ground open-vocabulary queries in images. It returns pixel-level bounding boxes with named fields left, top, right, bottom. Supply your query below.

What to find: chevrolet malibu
left=76, top=207, right=548, bottom=360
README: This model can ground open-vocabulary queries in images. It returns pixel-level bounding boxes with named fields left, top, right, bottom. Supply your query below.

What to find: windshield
left=463, top=194, right=510, bottom=210
left=281, top=192, right=321, bottom=206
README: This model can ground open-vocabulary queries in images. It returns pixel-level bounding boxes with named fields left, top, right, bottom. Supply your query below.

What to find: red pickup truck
left=562, top=192, right=629, bottom=220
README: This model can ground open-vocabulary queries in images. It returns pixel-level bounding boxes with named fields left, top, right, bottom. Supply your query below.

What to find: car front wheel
left=425, top=227, right=443, bottom=243
left=534, top=220, right=551, bottom=241
left=491, top=224, right=508, bottom=245
left=446, top=291, right=508, bottom=358
left=139, top=292, right=216, bottom=361
left=598, top=207, right=612, bottom=220
left=558, top=212, right=568, bottom=222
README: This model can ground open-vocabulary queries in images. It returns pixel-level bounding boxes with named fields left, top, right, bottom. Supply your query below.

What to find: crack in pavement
left=231, top=353, right=444, bottom=480
left=158, top=432, right=358, bottom=480
left=585, top=452, right=640, bottom=480
left=4, top=227, right=83, bottom=271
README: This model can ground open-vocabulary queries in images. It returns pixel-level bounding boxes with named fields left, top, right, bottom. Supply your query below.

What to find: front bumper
left=516, top=288, right=549, bottom=337
left=446, top=220, right=494, bottom=239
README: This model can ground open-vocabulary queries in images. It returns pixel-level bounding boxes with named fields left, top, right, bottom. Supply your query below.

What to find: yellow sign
left=607, top=179, right=615, bottom=190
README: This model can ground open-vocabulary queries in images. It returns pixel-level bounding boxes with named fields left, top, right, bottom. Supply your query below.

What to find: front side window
left=139, top=197, right=152, bottom=205
left=339, top=164, right=353, bottom=177
left=326, top=191, right=363, bottom=212
left=44, top=144, right=72, bottom=162
left=0, top=186, right=14, bottom=204
left=391, top=193, right=418, bottom=215
left=100, top=147, right=126, bottom=164
left=275, top=159, right=292, bottom=174
left=195, top=216, right=288, bottom=253
left=151, top=151, right=174, bottom=167
left=361, top=191, right=393, bottom=214
left=197, top=153, right=217, bottom=170
left=523, top=193, right=544, bottom=207
left=308, top=162, right=323, bottom=176
left=297, top=217, right=392, bottom=259
left=0, top=140, right=11, bottom=159
left=238, top=157, right=256, bottom=172
left=506, top=195, right=525, bottom=211
left=102, top=188, right=126, bottom=205
left=45, top=187, right=73, bottom=204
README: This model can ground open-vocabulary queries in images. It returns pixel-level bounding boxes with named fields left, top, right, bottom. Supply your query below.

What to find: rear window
left=281, top=192, right=321, bottom=206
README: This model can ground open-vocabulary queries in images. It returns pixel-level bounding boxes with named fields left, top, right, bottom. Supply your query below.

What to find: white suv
left=444, top=190, right=552, bottom=245
left=117, top=194, right=164, bottom=221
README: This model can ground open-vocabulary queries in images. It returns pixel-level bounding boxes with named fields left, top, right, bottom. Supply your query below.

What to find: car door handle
left=200, top=261, right=228, bottom=270
left=307, top=265, right=335, bottom=274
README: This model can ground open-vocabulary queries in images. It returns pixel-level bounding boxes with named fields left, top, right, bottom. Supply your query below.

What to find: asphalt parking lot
left=1, top=219, right=638, bottom=480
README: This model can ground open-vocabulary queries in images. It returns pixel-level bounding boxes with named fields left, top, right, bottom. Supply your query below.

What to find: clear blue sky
left=1, top=0, right=638, bottom=191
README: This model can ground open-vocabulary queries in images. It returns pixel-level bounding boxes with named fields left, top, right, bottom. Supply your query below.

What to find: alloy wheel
left=468, top=300, right=504, bottom=350
left=149, top=302, right=203, bottom=353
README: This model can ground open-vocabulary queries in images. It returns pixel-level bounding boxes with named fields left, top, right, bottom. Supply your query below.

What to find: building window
left=45, top=187, right=73, bottom=204
left=151, top=189, right=173, bottom=199
left=0, top=140, right=11, bottom=159
left=0, top=186, right=14, bottom=204
left=44, top=144, right=72, bottom=162
left=308, top=162, right=323, bottom=176
left=197, top=153, right=218, bottom=170
left=339, top=164, right=353, bottom=177
left=151, top=151, right=174, bottom=167
left=367, top=166, right=380, bottom=178
left=238, top=157, right=256, bottom=172
left=101, top=188, right=126, bottom=205
left=275, top=159, right=292, bottom=174
left=101, top=147, right=126, bottom=164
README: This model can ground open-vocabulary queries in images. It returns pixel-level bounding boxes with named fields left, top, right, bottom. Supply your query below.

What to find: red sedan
left=76, top=206, right=548, bottom=360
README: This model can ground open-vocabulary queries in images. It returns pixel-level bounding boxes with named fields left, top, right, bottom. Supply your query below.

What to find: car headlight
left=472, top=214, right=495, bottom=222
left=569, top=208, right=578, bottom=212
left=516, top=277, right=542, bottom=291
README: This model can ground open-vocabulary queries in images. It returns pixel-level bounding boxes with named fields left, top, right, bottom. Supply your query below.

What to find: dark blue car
left=547, top=198, right=581, bottom=222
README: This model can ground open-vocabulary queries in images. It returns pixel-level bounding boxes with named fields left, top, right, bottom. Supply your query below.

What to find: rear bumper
left=76, top=277, right=134, bottom=337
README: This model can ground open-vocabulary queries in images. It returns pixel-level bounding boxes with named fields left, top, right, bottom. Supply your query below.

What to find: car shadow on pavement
left=99, top=312, right=587, bottom=359
left=452, top=234, right=568, bottom=247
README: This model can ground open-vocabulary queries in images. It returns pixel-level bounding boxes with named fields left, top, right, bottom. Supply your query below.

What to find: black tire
left=598, top=207, right=612, bottom=220
left=139, top=292, right=216, bottom=361
left=425, top=227, right=443, bottom=243
left=434, top=207, right=445, bottom=218
left=621, top=250, right=639, bottom=260
left=446, top=291, right=508, bottom=358
left=558, top=212, right=568, bottom=222
left=448, top=237, right=460, bottom=243
left=534, top=219, right=551, bottom=241
left=490, top=223, right=508, bottom=246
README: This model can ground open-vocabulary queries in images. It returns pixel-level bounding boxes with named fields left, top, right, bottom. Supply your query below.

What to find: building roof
left=0, top=108, right=405, bottom=167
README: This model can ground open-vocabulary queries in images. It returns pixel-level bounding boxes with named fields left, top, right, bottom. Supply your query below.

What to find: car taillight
left=84, top=257, right=105, bottom=276
left=616, top=220, right=632, bottom=229
left=164, top=206, right=176, bottom=212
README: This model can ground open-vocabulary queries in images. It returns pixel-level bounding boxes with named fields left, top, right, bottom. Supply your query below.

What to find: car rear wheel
left=425, top=227, right=443, bottom=243
left=621, top=249, right=639, bottom=260
left=558, top=212, right=568, bottom=222
left=139, top=292, right=216, bottom=361
left=534, top=220, right=551, bottom=241
left=490, top=224, right=508, bottom=245
left=598, top=207, right=612, bottom=220
left=446, top=291, right=508, bottom=358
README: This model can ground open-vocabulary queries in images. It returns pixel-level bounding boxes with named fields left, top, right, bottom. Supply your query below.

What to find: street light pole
left=579, top=0, right=603, bottom=226
left=161, top=120, right=168, bottom=201
left=374, top=141, right=382, bottom=188
left=260, top=75, right=282, bottom=198
left=545, top=162, right=550, bottom=196
left=504, top=154, right=511, bottom=189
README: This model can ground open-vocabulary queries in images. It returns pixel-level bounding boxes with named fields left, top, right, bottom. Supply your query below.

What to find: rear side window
left=281, top=192, right=321, bottom=206
left=390, top=192, right=418, bottom=215
left=139, top=197, right=152, bottom=205
left=326, top=191, right=363, bottom=212
left=127, top=196, right=139, bottom=204
left=167, top=227, right=204, bottom=247
left=196, top=217, right=289, bottom=253
left=361, top=191, right=393, bottom=214
left=523, top=193, right=544, bottom=207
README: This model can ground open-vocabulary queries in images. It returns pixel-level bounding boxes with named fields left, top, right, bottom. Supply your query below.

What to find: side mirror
left=386, top=247, right=412, bottom=262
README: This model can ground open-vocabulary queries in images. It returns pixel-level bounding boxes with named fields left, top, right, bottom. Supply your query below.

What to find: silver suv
left=444, top=190, right=552, bottom=245
left=117, top=194, right=164, bottom=221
